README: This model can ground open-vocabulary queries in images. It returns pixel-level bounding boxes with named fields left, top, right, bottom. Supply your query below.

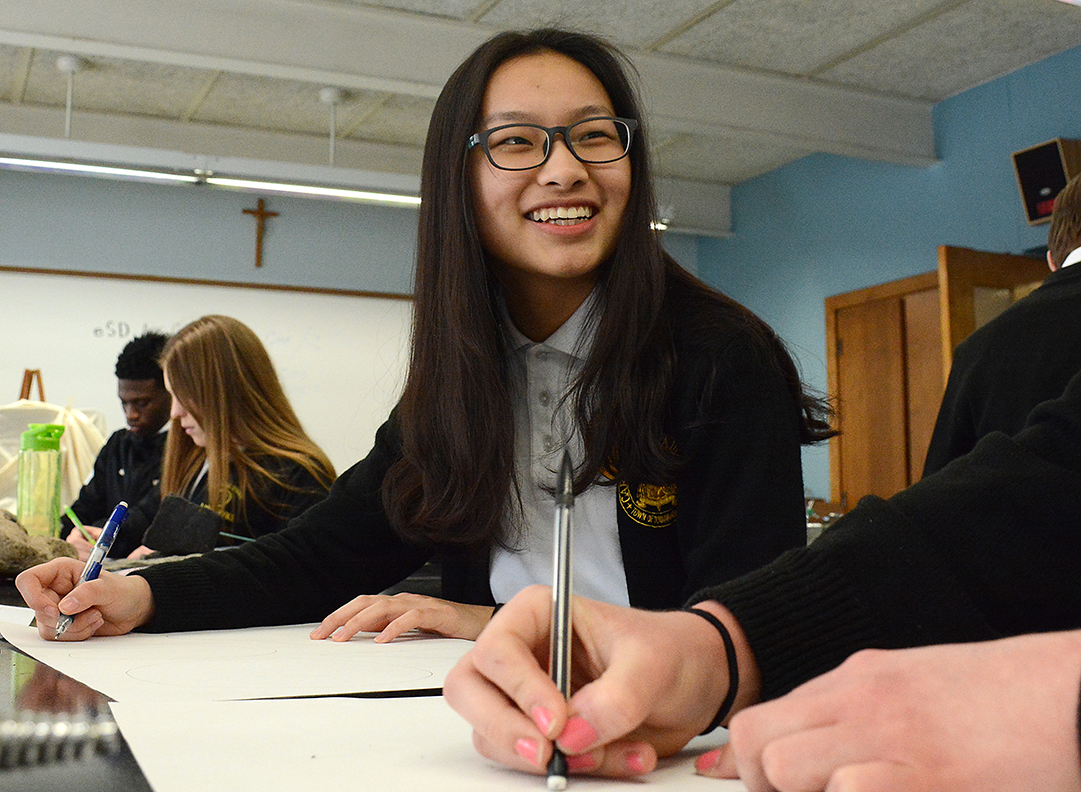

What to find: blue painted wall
left=698, top=43, right=1081, bottom=498
left=0, top=169, right=419, bottom=294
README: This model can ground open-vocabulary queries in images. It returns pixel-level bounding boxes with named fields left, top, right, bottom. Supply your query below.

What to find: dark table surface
left=0, top=578, right=153, bottom=791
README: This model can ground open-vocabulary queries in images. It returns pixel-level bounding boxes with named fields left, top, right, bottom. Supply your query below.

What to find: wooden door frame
left=824, top=271, right=938, bottom=504
left=937, top=245, right=1050, bottom=379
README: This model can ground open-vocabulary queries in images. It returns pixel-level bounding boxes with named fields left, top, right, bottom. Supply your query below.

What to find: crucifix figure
left=242, top=198, right=279, bottom=268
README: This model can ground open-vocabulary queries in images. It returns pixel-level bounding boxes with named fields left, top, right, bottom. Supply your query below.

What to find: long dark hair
left=383, top=28, right=832, bottom=548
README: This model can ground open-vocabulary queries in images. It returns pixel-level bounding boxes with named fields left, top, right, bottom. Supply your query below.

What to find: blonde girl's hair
left=159, top=315, right=335, bottom=524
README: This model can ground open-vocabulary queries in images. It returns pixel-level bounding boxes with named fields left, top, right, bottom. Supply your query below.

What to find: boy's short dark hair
left=115, top=331, right=169, bottom=384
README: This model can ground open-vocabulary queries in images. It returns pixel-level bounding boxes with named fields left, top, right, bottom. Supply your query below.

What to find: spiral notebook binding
left=0, top=711, right=120, bottom=768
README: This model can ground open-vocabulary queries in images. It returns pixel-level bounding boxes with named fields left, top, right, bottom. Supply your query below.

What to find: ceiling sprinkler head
left=319, top=87, right=347, bottom=106
left=56, top=54, right=85, bottom=75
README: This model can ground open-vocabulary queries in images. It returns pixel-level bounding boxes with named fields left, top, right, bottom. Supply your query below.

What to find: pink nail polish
left=557, top=716, right=598, bottom=753
left=531, top=706, right=555, bottom=735
left=515, top=738, right=541, bottom=766
left=695, top=747, right=722, bottom=773
left=566, top=753, right=595, bottom=771
left=625, top=750, right=645, bottom=775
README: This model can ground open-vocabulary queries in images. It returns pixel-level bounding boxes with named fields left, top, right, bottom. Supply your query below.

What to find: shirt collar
left=502, top=287, right=602, bottom=361
left=1060, top=245, right=1081, bottom=269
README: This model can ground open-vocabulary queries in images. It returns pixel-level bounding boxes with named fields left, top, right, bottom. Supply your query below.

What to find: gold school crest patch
left=618, top=481, right=677, bottom=528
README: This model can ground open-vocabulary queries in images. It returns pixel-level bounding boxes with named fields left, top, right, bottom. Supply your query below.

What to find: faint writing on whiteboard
left=92, top=321, right=148, bottom=338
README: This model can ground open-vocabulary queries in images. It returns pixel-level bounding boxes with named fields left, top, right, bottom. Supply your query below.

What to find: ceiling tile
left=343, top=93, right=436, bottom=148
left=337, top=0, right=480, bottom=21
left=659, top=0, right=948, bottom=77
left=478, top=0, right=711, bottom=49
left=192, top=72, right=380, bottom=136
left=24, top=50, right=211, bottom=119
left=650, top=128, right=810, bottom=184
left=819, top=0, right=1081, bottom=100
left=1, top=44, right=25, bottom=102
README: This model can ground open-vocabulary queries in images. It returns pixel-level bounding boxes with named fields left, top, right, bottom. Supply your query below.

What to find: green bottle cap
left=20, top=423, right=65, bottom=451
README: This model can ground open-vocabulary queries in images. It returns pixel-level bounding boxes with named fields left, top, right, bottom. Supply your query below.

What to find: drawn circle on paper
left=124, top=653, right=436, bottom=696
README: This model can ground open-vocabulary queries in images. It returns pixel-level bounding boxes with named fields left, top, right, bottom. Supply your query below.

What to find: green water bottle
left=16, top=423, right=66, bottom=538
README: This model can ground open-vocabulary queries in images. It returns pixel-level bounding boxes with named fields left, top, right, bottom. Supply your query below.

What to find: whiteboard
left=1, top=267, right=412, bottom=476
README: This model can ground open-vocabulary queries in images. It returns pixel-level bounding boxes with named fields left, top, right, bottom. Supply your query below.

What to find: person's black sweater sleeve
left=60, top=431, right=121, bottom=537
left=235, top=458, right=330, bottom=540
left=921, top=340, right=980, bottom=477
left=690, top=365, right=1081, bottom=701
left=667, top=330, right=806, bottom=602
left=108, top=485, right=160, bottom=558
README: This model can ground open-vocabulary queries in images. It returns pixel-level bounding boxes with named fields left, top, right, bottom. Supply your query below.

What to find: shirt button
left=543, top=435, right=555, bottom=452
left=538, top=390, right=551, bottom=407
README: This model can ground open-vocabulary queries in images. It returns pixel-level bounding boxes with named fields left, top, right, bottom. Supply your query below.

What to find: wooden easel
left=19, top=369, right=45, bottom=401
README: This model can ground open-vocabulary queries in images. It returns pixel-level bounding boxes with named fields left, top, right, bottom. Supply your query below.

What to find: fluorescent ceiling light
left=204, top=176, right=420, bottom=206
left=0, top=153, right=421, bottom=206
left=0, top=155, right=200, bottom=183
left=3, top=152, right=684, bottom=233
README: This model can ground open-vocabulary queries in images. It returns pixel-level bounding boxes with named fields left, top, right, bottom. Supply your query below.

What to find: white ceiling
left=2, top=0, right=1080, bottom=234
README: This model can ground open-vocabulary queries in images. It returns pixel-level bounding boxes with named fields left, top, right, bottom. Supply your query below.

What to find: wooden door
left=902, top=287, right=943, bottom=481
left=825, top=247, right=1048, bottom=509
left=938, top=245, right=1050, bottom=377
left=834, top=298, right=908, bottom=505
left=826, top=272, right=939, bottom=508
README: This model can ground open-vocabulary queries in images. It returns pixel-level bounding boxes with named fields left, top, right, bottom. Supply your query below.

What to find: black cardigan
left=60, top=428, right=167, bottom=558
left=694, top=362, right=1081, bottom=701
left=923, top=263, right=1081, bottom=476
left=135, top=285, right=809, bottom=632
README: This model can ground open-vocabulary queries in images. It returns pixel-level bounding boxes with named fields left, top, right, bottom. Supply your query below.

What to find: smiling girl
left=18, top=29, right=833, bottom=643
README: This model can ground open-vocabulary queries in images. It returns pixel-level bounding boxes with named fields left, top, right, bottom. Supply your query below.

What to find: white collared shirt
left=189, top=461, right=209, bottom=498
left=489, top=291, right=629, bottom=607
left=1060, top=245, right=1081, bottom=269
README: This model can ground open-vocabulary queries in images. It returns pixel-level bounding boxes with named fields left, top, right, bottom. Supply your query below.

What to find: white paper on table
left=0, top=622, right=472, bottom=701
left=0, top=603, right=33, bottom=626
left=110, top=696, right=745, bottom=792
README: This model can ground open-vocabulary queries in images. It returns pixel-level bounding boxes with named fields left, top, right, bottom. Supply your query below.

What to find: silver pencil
left=546, top=448, right=574, bottom=790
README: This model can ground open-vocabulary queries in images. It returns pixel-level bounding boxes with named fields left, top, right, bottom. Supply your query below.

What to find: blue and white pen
left=54, top=500, right=128, bottom=639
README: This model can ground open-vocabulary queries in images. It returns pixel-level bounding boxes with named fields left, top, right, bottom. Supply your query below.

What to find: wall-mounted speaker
left=1012, top=138, right=1081, bottom=225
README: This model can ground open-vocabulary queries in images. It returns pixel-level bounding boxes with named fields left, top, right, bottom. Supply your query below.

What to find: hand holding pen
left=444, top=586, right=733, bottom=779
left=54, top=501, right=129, bottom=639
left=444, top=448, right=738, bottom=781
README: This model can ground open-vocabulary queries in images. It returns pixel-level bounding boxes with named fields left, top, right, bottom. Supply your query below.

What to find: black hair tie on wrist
left=684, top=606, right=739, bottom=733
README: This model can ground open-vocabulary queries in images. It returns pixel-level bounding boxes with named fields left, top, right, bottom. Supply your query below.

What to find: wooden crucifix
left=242, top=198, right=279, bottom=268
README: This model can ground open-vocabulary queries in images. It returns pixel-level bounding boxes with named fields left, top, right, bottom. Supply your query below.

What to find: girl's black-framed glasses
left=467, top=116, right=638, bottom=171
